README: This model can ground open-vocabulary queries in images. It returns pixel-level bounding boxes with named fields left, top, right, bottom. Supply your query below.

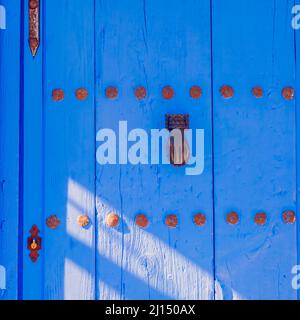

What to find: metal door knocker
left=165, top=114, right=190, bottom=167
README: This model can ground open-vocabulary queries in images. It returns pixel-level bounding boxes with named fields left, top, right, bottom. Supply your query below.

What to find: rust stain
left=162, top=86, right=175, bottom=100
left=220, top=85, right=234, bottom=99
left=106, top=213, right=120, bottom=228
left=135, top=214, right=149, bottom=228
left=52, top=89, right=65, bottom=102
left=283, top=210, right=296, bottom=224
left=194, top=213, right=206, bottom=226
left=105, top=86, right=118, bottom=99
left=46, top=215, right=60, bottom=229
left=135, top=86, right=147, bottom=100
left=77, top=215, right=90, bottom=228
left=165, top=214, right=178, bottom=228
left=76, top=88, right=88, bottom=101
left=226, top=212, right=239, bottom=225
left=282, top=87, right=295, bottom=100
left=29, top=0, right=40, bottom=57
left=252, top=86, right=264, bottom=98
left=254, top=212, right=267, bottom=225
left=190, top=86, right=202, bottom=99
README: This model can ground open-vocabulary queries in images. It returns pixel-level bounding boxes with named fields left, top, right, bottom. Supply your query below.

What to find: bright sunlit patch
left=66, top=179, right=94, bottom=247
left=0, top=265, right=6, bottom=290
left=0, top=5, right=6, bottom=30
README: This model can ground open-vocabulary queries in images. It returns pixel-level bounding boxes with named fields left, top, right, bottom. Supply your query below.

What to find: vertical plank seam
left=209, top=0, right=217, bottom=300
left=293, top=0, right=300, bottom=301
left=17, top=0, right=25, bottom=301
left=41, top=0, right=45, bottom=300
left=93, top=0, right=98, bottom=301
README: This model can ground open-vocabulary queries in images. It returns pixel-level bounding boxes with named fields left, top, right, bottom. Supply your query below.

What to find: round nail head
left=162, top=86, right=175, bottom=100
left=77, top=215, right=90, bottom=228
left=135, top=214, right=149, bottom=228
left=105, top=87, right=118, bottom=99
left=135, top=86, right=147, bottom=100
left=283, top=210, right=296, bottom=224
left=106, top=213, right=120, bottom=228
left=76, top=88, right=88, bottom=101
left=190, top=86, right=202, bottom=99
left=282, top=87, right=295, bottom=100
left=29, top=0, right=38, bottom=9
left=165, top=214, right=178, bottom=228
left=194, top=213, right=206, bottom=226
left=52, top=89, right=65, bottom=102
left=226, top=212, right=239, bottom=225
left=46, top=215, right=60, bottom=229
left=252, top=86, right=264, bottom=98
left=221, top=85, right=234, bottom=99
left=254, top=212, right=267, bottom=225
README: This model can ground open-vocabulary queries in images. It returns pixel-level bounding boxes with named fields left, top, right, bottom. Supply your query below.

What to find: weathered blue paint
left=212, top=0, right=297, bottom=299
left=1, top=0, right=300, bottom=300
left=95, top=0, right=214, bottom=300
left=0, top=0, right=21, bottom=300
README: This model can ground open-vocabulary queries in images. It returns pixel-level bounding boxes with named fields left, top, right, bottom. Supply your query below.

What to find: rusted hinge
left=29, top=0, right=40, bottom=57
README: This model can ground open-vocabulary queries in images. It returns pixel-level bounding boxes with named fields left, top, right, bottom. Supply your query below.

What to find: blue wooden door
left=15, top=0, right=299, bottom=300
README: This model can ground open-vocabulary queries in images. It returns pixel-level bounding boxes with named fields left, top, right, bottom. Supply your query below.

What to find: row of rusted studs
left=51, top=86, right=295, bottom=102
left=46, top=210, right=296, bottom=229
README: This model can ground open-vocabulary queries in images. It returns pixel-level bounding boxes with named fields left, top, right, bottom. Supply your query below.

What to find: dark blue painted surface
left=0, top=0, right=299, bottom=300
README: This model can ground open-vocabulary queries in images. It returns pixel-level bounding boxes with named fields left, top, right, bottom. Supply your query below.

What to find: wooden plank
left=22, top=0, right=44, bottom=300
left=212, top=0, right=297, bottom=299
left=0, top=0, right=21, bottom=300
left=95, top=0, right=214, bottom=300
left=42, top=0, right=95, bottom=300
left=295, top=2, right=300, bottom=301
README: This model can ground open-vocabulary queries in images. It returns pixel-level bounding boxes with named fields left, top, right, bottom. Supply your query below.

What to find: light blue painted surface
left=95, top=0, right=214, bottom=300
left=0, top=0, right=20, bottom=300
left=212, top=0, right=297, bottom=299
left=0, top=0, right=299, bottom=300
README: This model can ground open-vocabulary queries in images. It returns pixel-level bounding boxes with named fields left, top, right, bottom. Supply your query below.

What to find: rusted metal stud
left=252, top=86, right=264, bottom=98
left=75, top=88, right=88, bottom=101
left=27, top=225, right=41, bottom=262
left=135, top=86, right=147, bottom=100
left=254, top=212, right=267, bottom=226
left=194, top=213, right=206, bottom=226
left=165, top=214, right=178, bottom=228
left=106, top=212, right=120, bottom=228
left=283, top=210, right=296, bottom=224
left=220, top=85, right=234, bottom=99
left=52, top=89, right=65, bottom=102
left=282, top=87, right=295, bottom=100
left=190, top=86, right=202, bottom=99
left=135, top=214, right=149, bottom=228
left=105, top=86, right=118, bottom=99
left=226, top=211, right=239, bottom=225
left=77, top=215, right=90, bottom=228
left=162, top=86, right=175, bottom=100
left=46, top=215, right=60, bottom=229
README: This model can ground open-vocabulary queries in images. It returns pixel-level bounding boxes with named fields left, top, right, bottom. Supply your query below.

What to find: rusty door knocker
left=165, top=114, right=190, bottom=166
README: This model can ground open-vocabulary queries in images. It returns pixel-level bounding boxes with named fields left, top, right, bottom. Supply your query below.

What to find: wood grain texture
left=0, top=0, right=21, bottom=300
left=42, top=0, right=95, bottom=300
left=212, top=0, right=297, bottom=300
left=22, top=0, right=96, bottom=299
left=95, top=0, right=214, bottom=300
